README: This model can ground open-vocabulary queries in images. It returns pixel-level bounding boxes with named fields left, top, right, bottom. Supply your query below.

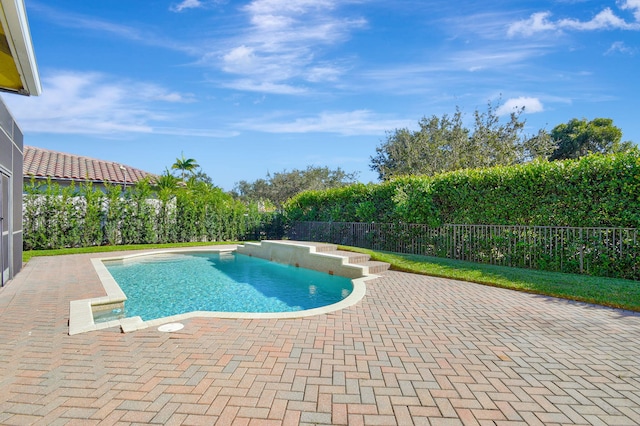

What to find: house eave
left=0, top=0, right=40, bottom=96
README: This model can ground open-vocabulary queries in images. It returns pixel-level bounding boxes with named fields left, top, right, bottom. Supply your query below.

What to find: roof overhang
left=0, top=0, right=40, bottom=96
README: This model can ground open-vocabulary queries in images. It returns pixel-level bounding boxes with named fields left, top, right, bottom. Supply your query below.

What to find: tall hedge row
left=284, top=151, right=640, bottom=228
left=23, top=179, right=280, bottom=251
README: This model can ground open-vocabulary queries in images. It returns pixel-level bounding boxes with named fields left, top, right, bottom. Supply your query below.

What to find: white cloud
left=170, top=0, right=203, bottom=12
left=450, top=47, right=548, bottom=71
left=34, top=2, right=362, bottom=95
left=507, top=12, right=558, bottom=37
left=222, top=45, right=257, bottom=74
left=238, top=110, right=413, bottom=136
left=508, top=3, right=640, bottom=37
left=558, top=8, right=635, bottom=30
left=3, top=70, right=233, bottom=138
left=217, top=0, right=366, bottom=93
left=243, top=0, right=337, bottom=16
left=621, top=0, right=640, bottom=21
left=606, top=40, right=636, bottom=55
left=31, top=3, right=198, bottom=55
left=306, top=65, right=343, bottom=82
left=222, top=79, right=307, bottom=95
left=496, top=97, right=544, bottom=115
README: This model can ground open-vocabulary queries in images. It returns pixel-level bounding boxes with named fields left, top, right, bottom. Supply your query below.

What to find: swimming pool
left=101, top=252, right=353, bottom=321
left=69, top=242, right=377, bottom=334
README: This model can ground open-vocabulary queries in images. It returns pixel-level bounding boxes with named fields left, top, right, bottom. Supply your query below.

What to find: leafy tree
left=233, top=166, right=359, bottom=208
left=370, top=102, right=536, bottom=180
left=549, top=118, right=630, bottom=160
left=171, top=152, right=200, bottom=181
left=190, top=169, right=214, bottom=186
left=370, top=109, right=469, bottom=180
left=523, top=129, right=557, bottom=161
left=154, top=168, right=181, bottom=191
left=468, top=102, right=525, bottom=168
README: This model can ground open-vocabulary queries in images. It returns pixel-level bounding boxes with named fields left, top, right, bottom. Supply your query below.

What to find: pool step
left=280, top=244, right=391, bottom=275
left=360, top=260, right=391, bottom=275
left=275, top=241, right=338, bottom=253
left=237, top=240, right=390, bottom=277
left=330, top=250, right=370, bottom=264
left=327, top=249, right=390, bottom=275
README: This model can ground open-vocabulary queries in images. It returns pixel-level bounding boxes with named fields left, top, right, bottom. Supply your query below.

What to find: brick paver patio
left=1, top=247, right=639, bottom=425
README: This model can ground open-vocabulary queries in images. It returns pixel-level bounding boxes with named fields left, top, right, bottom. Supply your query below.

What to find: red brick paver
left=1, top=249, right=639, bottom=425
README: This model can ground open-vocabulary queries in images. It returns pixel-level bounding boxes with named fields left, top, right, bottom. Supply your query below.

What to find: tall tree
left=189, top=169, right=214, bottom=186
left=549, top=118, right=629, bottom=160
left=371, top=110, right=470, bottom=180
left=468, top=102, right=526, bottom=168
left=154, top=168, right=180, bottom=191
left=171, top=153, right=200, bottom=181
left=523, top=129, right=557, bottom=161
left=370, top=102, right=532, bottom=181
left=233, top=166, right=359, bottom=208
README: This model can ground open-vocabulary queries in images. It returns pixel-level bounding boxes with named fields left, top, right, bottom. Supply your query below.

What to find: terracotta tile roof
left=23, top=145, right=156, bottom=185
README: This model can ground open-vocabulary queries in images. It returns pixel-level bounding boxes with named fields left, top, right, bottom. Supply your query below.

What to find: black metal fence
left=288, top=221, right=639, bottom=280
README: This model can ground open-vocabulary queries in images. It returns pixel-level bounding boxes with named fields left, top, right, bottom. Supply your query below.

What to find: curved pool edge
left=69, top=246, right=375, bottom=335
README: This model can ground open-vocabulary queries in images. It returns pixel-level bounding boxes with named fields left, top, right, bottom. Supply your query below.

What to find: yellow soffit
left=0, top=0, right=40, bottom=96
left=0, top=19, right=23, bottom=92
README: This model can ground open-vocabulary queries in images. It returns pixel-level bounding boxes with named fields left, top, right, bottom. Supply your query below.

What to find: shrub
left=23, top=179, right=278, bottom=250
left=284, top=152, right=640, bottom=228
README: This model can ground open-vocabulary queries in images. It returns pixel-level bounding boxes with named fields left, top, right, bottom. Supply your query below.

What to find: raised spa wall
left=236, top=240, right=373, bottom=279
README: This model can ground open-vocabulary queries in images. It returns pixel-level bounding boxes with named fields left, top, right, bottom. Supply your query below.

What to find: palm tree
left=171, top=153, right=199, bottom=181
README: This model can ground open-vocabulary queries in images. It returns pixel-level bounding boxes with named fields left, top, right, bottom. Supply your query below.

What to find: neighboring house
left=0, top=0, right=41, bottom=285
left=23, top=145, right=156, bottom=190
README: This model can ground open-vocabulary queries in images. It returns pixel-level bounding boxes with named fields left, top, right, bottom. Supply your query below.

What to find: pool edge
left=69, top=244, right=375, bottom=335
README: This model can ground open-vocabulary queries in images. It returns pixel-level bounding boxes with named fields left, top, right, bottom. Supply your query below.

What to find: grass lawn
left=23, top=242, right=639, bottom=312
left=339, top=245, right=640, bottom=312
left=22, top=241, right=240, bottom=263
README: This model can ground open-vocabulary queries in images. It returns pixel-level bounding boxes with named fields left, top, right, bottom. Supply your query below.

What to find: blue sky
left=4, top=0, right=640, bottom=190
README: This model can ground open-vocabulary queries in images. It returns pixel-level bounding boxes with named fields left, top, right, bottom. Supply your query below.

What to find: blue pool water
left=103, top=252, right=353, bottom=321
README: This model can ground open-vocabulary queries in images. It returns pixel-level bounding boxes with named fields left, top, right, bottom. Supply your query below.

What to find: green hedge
left=23, top=178, right=280, bottom=250
left=284, top=152, right=640, bottom=228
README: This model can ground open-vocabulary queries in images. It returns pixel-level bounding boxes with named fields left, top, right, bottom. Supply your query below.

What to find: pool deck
left=1, top=247, right=640, bottom=425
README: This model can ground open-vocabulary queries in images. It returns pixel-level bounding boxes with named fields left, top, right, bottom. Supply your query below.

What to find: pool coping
left=69, top=246, right=376, bottom=335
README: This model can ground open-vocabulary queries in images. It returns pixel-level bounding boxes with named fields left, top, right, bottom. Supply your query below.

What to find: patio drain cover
left=158, top=323, right=184, bottom=332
